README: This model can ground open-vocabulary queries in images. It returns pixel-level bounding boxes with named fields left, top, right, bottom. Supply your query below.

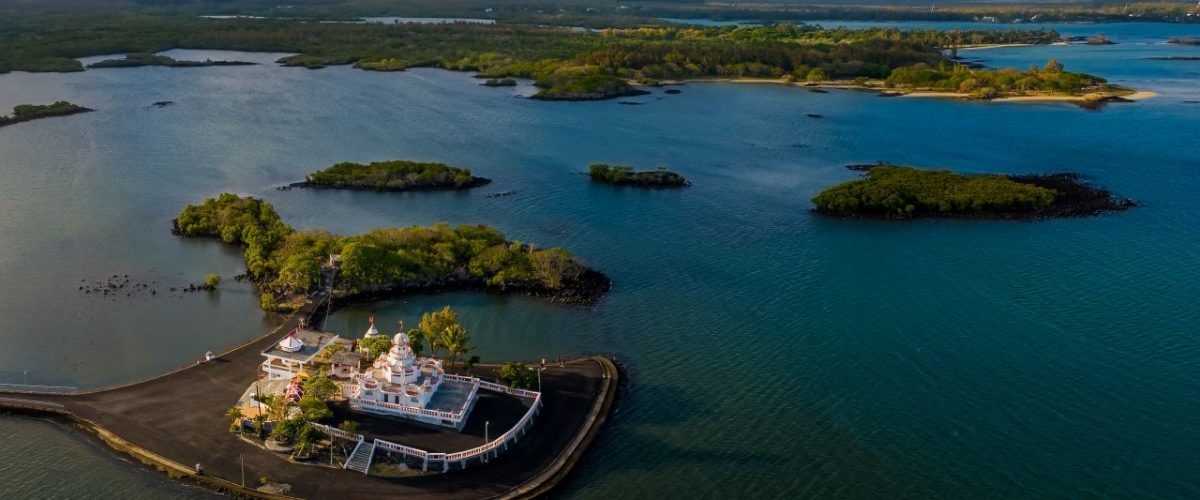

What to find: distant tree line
left=0, top=16, right=1119, bottom=98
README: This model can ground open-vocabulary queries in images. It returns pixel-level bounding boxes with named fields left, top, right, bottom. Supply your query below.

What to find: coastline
left=672, top=77, right=1154, bottom=104
left=957, top=41, right=1070, bottom=51
left=900, top=90, right=1158, bottom=103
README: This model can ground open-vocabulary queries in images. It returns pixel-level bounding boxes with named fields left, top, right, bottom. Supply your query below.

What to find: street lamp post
left=240, top=454, right=245, bottom=487
left=484, top=420, right=489, bottom=443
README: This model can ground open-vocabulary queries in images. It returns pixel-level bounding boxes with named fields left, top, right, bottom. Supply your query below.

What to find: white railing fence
left=336, top=382, right=543, bottom=474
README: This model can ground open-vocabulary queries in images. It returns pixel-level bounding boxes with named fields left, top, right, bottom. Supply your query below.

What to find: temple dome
left=364, top=316, right=379, bottom=337
left=393, top=332, right=409, bottom=346
left=278, top=335, right=303, bottom=353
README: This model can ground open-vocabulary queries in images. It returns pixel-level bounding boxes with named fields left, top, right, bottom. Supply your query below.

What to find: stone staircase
left=344, top=438, right=375, bottom=475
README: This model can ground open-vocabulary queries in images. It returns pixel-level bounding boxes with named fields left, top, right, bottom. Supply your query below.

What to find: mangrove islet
left=172, top=194, right=609, bottom=312
left=588, top=163, right=689, bottom=188
left=812, top=165, right=1133, bottom=220
left=284, top=159, right=490, bottom=191
left=0, top=101, right=92, bottom=128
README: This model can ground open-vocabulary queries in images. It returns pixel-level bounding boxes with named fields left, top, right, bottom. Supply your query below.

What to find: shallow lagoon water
left=1, top=24, right=1199, bottom=498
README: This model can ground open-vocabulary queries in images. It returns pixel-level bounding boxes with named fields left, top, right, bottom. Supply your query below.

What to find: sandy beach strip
left=957, top=42, right=1069, bottom=51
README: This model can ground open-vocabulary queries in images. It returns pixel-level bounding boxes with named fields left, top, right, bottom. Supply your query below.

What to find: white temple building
left=260, top=325, right=339, bottom=380
left=349, top=326, right=480, bottom=430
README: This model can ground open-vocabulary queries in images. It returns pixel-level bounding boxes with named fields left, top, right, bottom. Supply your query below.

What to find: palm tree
left=440, top=324, right=471, bottom=368
left=226, top=406, right=244, bottom=433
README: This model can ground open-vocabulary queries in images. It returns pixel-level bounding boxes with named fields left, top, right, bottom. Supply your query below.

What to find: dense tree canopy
left=589, top=163, right=688, bottom=187
left=0, top=101, right=91, bottom=127
left=812, top=165, right=1059, bottom=218
left=0, top=15, right=1121, bottom=98
left=174, top=194, right=601, bottom=310
left=886, top=59, right=1110, bottom=98
left=303, top=159, right=486, bottom=190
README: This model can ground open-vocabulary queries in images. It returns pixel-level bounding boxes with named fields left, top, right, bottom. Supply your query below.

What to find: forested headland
left=287, top=159, right=490, bottom=191
left=886, top=59, right=1123, bottom=99
left=588, top=163, right=688, bottom=188
left=0, top=101, right=92, bottom=128
left=87, top=52, right=254, bottom=68
left=172, top=194, right=609, bottom=311
left=811, top=165, right=1133, bottom=219
left=0, top=14, right=1127, bottom=100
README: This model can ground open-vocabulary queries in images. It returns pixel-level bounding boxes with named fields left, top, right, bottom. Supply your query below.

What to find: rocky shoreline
left=1009, top=173, right=1135, bottom=217
left=530, top=88, right=650, bottom=101
left=328, top=268, right=613, bottom=310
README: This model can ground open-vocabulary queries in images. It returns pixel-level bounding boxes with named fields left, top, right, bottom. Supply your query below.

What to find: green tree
left=270, top=416, right=306, bottom=443
left=226, top=405, right=244, bottom=432
left=806, top=67, right=828, bottom=82
left=293, top=422, right=324, bottom=457
left=319, top=343, right=345, bottom=360
left=359, top=335, right=392, bottom=359
left=302, top=375, right=339, bottom=401
left=496, top=362, right=537, bottom=389
left=420, top=306, right=460, bottom=358
left=298, top=395, right=333, bottom=421
left=336, top=420, right=359, bottom=435
left=204, top=273, right=222, bottom=288
left=440, top=324, right=471, bottom=368
left=405, top=328, right=426, bottom=356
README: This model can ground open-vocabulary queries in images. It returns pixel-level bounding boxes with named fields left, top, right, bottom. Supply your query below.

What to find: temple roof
left=261, top=327, right=339, bottom=363
left=330, top=351, right=362, bottom=365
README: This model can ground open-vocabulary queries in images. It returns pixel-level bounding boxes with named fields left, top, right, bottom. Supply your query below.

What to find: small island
left=1168, top=37, right=1200, bottom=46
left=0, top=101, right=92, bottom=128
left=481, top=78, right=517, bottom=87
left=532, top=74, right=650, bottom=101
left=811, top=165, right=1133, bottom=220
left=285, top=159, right=490, bottom=191
left=588, top=163, right=688, bottom=188
left=173, top=194, right=610, bottom=311
left=87, top=53, right=255, bottom=68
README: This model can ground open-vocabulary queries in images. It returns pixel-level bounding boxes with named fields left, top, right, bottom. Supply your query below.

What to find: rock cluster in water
left=76, top=273, right=241, bottom=299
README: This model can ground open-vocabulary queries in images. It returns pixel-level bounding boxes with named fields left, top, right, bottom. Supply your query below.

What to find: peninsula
left=0, top=101, right=92, bottom=128
left=589, top=163, right=688, bottom=188
left=172, top=194, right=609, bottom=311
left=812, top=165, right=1133, bottom=219
left=0, top=18, right=1131, bottom=102
left=87, top=53, right=255, bottom=68
left=285, top=159, right=490, bottom=191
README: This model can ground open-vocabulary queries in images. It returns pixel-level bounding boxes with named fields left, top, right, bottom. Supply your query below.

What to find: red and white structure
left=350, top=330, right=480, bottom=430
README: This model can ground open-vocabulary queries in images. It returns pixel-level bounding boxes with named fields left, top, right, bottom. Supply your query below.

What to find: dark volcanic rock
left=1008, top=173, right=1135, bottom=217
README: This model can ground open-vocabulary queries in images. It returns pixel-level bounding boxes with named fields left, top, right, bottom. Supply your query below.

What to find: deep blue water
left=1, top=24, right=1198, bottom=498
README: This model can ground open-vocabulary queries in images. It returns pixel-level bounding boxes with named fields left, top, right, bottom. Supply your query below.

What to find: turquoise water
left=0, top=24, right=1198, bottom=498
